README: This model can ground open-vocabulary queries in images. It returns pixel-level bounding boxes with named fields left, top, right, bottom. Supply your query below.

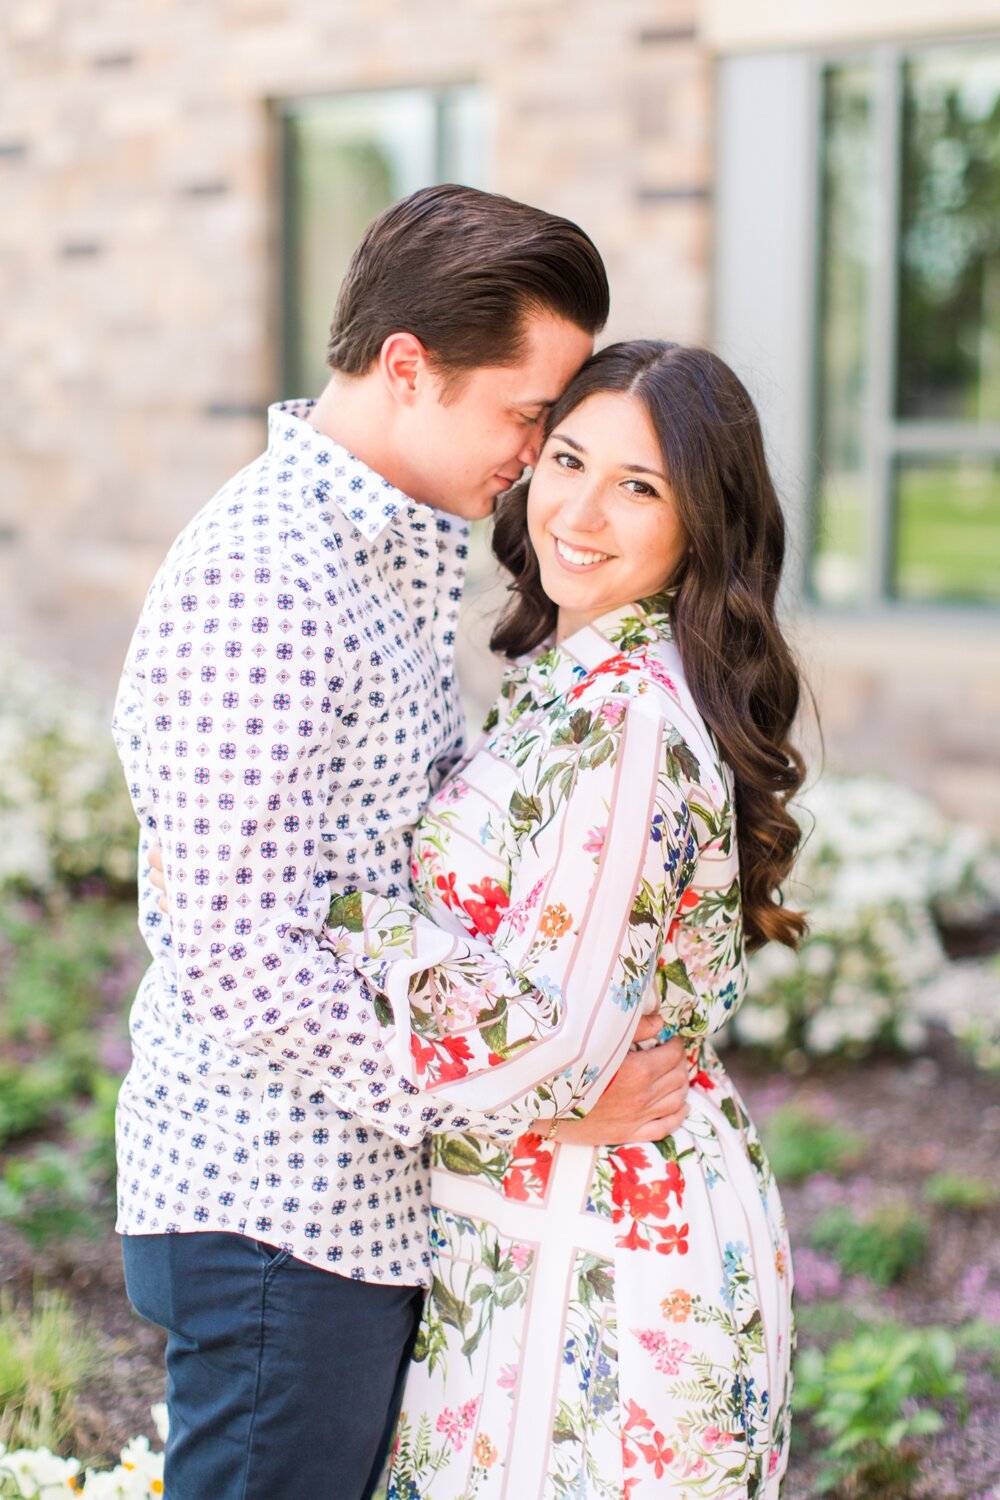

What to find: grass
left=0, top=1291, right=104, bottom=1454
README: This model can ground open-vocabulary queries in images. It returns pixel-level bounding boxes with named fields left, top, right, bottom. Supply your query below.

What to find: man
left=115, top=185, right=689, bottom=1500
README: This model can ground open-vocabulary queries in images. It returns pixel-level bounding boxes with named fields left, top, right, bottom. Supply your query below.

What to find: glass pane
left=283, top=87, right=487, bottom=396
left=893, top=457, right=1000, bottom=603
left=812, top=63, right=877, bottom=605
left=897, top=48, right=1000, bottom=421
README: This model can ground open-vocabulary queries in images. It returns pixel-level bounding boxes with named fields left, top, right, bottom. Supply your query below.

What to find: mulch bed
left=730, top=1035, right=1000, bottom=1500
left=2, top=1032, right=999, bottom=1496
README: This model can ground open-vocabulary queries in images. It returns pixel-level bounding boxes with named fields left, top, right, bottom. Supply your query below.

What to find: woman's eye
left=623, top=478, right=659, bottom=498
left=553, top=451, right=583, bottom=470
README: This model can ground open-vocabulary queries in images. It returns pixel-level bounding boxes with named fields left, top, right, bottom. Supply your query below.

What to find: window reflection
left=894, top=457, right=1000, bottom=604
left=281, top=88, right=488, bottom=397
left=897, top=48, right=1000, bottom=422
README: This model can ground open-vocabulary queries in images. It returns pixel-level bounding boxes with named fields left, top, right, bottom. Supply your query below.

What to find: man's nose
left=517, top=424, right=544, bottom=469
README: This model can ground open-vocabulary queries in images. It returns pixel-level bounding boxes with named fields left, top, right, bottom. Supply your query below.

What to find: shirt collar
left=512, top=590, right=677, bottom=709
left=268, top=398, right=439, bottom=545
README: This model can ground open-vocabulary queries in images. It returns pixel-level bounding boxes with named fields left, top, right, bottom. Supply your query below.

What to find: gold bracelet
left=543, top=1116, right=560, bottom=1142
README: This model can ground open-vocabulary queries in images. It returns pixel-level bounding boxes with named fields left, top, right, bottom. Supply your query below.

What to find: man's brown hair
left=326, top=184, right=609, bottom=380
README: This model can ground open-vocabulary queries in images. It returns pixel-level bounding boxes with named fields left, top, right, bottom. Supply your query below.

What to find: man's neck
left=307, top=373, right=410, bottom=496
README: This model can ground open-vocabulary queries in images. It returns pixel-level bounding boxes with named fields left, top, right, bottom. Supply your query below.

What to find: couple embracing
left=114, top=184, right=805, bottom=1500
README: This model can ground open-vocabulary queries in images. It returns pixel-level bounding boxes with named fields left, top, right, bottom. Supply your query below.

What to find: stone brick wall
left=1, top=0, right=998, bottom=834
left=0, top=0, right=710, bottom=690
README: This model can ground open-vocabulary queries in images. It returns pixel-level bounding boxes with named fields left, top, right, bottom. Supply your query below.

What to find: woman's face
left=527, top=390, right=687, bottom=640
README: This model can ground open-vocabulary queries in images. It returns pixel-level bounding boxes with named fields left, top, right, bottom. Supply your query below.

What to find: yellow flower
left=474, top=1432, right=498, bottom=1468
left=539, top=903, right=572, bottom=939
left=660, top=1288, right=692, bottom=1323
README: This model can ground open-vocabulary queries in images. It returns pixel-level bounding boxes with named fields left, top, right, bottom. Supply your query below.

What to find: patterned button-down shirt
left=113, top=398, right=488, bottom=1283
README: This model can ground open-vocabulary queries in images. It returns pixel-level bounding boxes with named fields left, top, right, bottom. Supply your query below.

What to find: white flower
left=150, top=1404, right=168, bottom=1445
left=0, top=1445, right=81, bottom=1496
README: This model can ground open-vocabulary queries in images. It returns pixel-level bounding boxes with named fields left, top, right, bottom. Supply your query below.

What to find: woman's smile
left=551, top=535, right=614, bottom=568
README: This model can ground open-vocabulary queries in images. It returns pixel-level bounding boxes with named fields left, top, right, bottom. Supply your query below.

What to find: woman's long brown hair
left=491, top=340, right=807, bottom=951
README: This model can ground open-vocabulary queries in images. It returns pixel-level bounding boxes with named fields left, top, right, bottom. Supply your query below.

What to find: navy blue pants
left=122, top=1231, right=423, bottom=1500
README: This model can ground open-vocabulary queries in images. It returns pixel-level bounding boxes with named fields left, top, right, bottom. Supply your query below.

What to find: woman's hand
left=551, top=1027, right=690, bottom=1145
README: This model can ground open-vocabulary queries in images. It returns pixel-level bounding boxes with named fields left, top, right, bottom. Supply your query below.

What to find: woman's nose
left=557, top=482, right=605, bottom=531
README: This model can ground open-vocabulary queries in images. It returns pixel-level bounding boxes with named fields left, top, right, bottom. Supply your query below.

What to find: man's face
left=401, top=311, right=594, bottom=520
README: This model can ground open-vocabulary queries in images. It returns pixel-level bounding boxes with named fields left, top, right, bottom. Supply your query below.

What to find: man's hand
left=148, top=842, right=168, bottom=912
left=554, top=1018, right=690, bottom=1145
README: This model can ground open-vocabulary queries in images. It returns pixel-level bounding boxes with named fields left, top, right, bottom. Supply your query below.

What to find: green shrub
left=0, top=1291, right=103, bottom=1455
left=759, top=1106, right=863, bottom=1183
left=956, top=1318, right=1000, bottom=1376
left=810, top=1203, right=927, bottom=1287
left=922, top=1170, right=998, bottom=1213
left=0, top=1063, right=75, bottom=1150
left=0, top=899, right=141, bottom=1049
left=793, top=1299, right=864, bottom=1343
left=0, top=1147, right=107, bottom=1251
left=794, top=1324, right=966, bottom=1497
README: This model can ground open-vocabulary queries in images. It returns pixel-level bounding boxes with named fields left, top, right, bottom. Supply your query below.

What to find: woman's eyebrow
left=550, top=431, right=667, bottom=482
left=623, top=463, right=668, bottom=481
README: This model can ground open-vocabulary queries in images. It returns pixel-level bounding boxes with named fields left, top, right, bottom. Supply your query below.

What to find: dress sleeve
left=322, top=697, right=696, bottom=1126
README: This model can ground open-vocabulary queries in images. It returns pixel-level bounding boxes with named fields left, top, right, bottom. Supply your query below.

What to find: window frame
left=807, top=35, right=1000, bottom=615
left=273, top=80, right=489, bottom=399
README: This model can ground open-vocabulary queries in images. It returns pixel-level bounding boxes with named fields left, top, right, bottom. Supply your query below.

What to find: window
left=812, top=44, right=1000, bottom=608
left=277, top=86, right=489, bottom=397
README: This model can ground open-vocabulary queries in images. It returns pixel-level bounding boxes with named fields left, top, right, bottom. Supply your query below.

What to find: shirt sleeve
left=322, top=696, right=697, bottom=1129
left=113, top=552, right=452, bottom=1144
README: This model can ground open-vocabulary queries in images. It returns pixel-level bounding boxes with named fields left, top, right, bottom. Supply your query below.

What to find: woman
left=324, top=341, right=806, bottom=1499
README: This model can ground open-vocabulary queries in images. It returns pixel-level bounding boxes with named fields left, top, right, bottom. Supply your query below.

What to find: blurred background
left=1, top=4, right=1000, bottom=1497
left=1, top=0, right=999, bottom=821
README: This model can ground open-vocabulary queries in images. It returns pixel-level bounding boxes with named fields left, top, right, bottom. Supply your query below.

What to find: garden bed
left=2, top=1026, right=999, bottom=1497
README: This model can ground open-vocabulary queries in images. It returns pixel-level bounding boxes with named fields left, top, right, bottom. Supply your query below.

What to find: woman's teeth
left=555, top=537, right=611, bottom=567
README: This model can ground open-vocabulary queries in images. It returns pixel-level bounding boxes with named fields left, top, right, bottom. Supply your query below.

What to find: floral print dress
left=328, top=595, right=793, bottom=1499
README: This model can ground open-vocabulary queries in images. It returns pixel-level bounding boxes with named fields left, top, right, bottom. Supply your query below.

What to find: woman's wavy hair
left=491, top=340, right=808, bottom=951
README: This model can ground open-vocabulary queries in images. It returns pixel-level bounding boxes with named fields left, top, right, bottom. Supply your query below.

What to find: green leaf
left=438, top=1136, right=489, bottom=1177
left=481, top=1018, right=509, bottom=1057
left=660, top=958, right=695, bottom=995
left=461, top=1322, right=487, bottom=1358
left=585, top=1265, right=615, bottom=1302
left=509, top=790, right=543, bottom=828
left=327, top=891, right=364, bottom=932
left=430, top=1275, right=471, bottom=1333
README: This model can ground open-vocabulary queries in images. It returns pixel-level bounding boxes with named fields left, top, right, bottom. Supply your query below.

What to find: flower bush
left=0, top=1408, right=165, bottom=1498
left=732, top=775, right=1000, bottom=1065
left=0, top=650, right=135, bottom=896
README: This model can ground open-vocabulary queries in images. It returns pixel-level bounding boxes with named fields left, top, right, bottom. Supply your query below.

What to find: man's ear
left=378, top=331, right=432, bottom=407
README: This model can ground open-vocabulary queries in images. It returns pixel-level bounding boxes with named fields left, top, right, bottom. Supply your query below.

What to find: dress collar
left=513, top=591, right=677, bottom=709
